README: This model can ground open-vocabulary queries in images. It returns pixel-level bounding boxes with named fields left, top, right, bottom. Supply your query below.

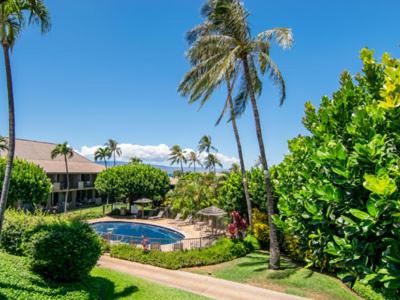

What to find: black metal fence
left=102, top=232, right=225, bottom=252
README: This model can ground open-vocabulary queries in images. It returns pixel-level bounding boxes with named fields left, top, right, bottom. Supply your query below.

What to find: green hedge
left=110, top=237, right=255, bottom=270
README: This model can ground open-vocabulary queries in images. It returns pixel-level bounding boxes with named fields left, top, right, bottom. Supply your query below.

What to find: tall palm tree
left=187, top=151, right=202, bottom=172
left=94, top=147, right=111, bottom=169
left=198, top=135, right=217, bottom=154
left=51, top=142, right=73, bottom=214
left=179, top=3, right=253, bottom=226
left=168, top=145, right=187, bottom=172
left=105, top=139, right=122, bottom=167
left=179, top=0, right=293, bottom=269
left=204, top=153, right=222, bottom=173
left=0, top=0, right=50, bottom=232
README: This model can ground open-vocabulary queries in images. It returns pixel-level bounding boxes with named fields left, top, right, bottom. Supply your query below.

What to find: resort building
left=1, top=139, right=105, bottom=209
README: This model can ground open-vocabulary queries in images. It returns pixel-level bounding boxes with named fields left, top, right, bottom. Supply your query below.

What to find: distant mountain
left=95, top=161, right=213, bottom=176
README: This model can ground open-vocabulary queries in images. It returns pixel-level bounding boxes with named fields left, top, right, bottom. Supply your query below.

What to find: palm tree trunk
left=0, top=43, right=15, bottom=232
left=180, top=161, right=183, bottom=173
left=226, top=80, right=252, bottom=227
left=194, top=161, right=196, bottom=172
left=104, top=159, right=107, bottom=169
left=113, top=152, right=116, bottom=167
left=64, top=155, right=70, bottom=214
left=243, top=57, right=280, bottom=270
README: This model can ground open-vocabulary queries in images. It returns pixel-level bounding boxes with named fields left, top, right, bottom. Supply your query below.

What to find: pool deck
left=88, top=216, right=206, bottom=239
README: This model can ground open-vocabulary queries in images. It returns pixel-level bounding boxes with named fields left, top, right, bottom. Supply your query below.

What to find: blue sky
left=0, top=0, right=399, bottom=167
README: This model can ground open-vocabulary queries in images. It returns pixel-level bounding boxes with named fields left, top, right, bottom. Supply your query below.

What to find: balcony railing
left=53, top=181, right=94, bottom=191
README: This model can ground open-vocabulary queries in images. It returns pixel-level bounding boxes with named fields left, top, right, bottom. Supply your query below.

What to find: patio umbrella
left=197, top=206, right=227, bottom=234
left=134, top=198, right=153, bottom=218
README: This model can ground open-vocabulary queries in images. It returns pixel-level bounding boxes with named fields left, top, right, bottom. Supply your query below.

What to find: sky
left=0, top=0, right=399, bottom=168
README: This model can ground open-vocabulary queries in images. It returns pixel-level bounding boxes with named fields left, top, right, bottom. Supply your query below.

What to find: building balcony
left=53, top=181, right=94, bottom=191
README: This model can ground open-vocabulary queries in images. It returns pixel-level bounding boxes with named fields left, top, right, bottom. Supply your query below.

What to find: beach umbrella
left=197, top=205, right=227, bottom=234
left=134, top=198, right=153, bottom=218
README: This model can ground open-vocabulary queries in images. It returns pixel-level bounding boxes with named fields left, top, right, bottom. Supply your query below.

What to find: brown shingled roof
left=0, top=138, right=105, bottom=174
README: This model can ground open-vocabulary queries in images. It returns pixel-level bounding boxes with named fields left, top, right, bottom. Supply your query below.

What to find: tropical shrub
left=25, top=219, right=101, bottom=282
left=111, top=238, right=253, bottom=269
left=0, top=158, right=52, bottom=208
left=252, top=208, right=269, bottom=247
left=218, top=168, right=267, bottom=216
left=95, top=163, right=170, bottom=206
left=166, top=172, right=224, bottom=216
left=0, top=209, right=56, bottom=255
left=273, top=49, right=400, bottom=297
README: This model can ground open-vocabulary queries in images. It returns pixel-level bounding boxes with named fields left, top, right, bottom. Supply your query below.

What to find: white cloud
left=78, top=143, right=238, bottom=168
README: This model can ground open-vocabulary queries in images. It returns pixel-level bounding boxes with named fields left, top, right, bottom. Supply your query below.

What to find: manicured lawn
left=0, top=251, right=208, bottom=300
left=186, top=251, right=361, bottom=300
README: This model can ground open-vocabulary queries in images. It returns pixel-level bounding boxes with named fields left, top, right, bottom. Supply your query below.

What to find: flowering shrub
left=228, top=211, right=247, bottom=239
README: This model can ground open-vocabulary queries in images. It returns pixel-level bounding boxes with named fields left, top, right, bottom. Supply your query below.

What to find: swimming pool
left=90, top=221, right=184, bottom=245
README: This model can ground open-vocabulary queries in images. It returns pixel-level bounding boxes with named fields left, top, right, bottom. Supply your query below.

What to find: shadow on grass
left=0, top=275, right=138, bottom=299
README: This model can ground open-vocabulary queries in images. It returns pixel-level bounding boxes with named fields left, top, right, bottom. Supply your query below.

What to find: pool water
left=90, top=221, right=184, bottom=245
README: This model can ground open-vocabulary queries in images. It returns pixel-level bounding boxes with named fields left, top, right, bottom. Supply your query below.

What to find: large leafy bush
left=273, top=49, right=400, bottom=297
left=0, top=158, right=52, bottom=207
left=218, top=167, right=267, bottom=216
left=166, top=172, right=224, bottom=216
left=25, top=219, right=101, bottom=282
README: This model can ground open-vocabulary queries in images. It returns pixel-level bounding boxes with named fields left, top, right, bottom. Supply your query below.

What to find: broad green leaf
left=349, top=209, right=374, bottom=221
left=363, top=173, right=397, bottom=196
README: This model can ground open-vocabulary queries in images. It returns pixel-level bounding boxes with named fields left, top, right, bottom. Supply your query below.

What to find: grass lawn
left=0, top=251, right=208, bottom=300
left=186, top=251, right=362, bottom=300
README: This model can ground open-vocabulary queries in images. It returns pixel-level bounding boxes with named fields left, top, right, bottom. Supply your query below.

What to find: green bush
left=218, top=168, right=267, bottom=216
left=0, top=158, right=52, bottom=208
left=111, top=238, right=252, bottom=270
left=0, top=209, right=56, bottom=255
left=273, top=49, right=400, bottom=297
left=25, top=219, right=101, bottom=282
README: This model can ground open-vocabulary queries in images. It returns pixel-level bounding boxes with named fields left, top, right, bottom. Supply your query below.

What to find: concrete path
left=99, top=255, right=307, bottom=300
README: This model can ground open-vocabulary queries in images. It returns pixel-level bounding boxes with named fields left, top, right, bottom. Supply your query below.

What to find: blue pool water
left=91, top=221, right=184, bottom=245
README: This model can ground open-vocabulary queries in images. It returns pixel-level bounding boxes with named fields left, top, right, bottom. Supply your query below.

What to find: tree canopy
left=95, top=164, right=170, bottom=204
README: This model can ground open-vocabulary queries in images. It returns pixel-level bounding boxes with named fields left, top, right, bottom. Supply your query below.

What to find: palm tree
left=0, top=0, right=50, bottom=232
left=105, top=139, right=122, bottom=166
left=95, top=147, right=111, bottom=169
left=187, top=151, right=202, bottom=172
left=229, top=163, right=240, bottom=173
left=179, top=3, right=253, bottom=226
left=51, top=142, right=73, bottom=214
left=0, top=137, right=7, bottom=151
left=179, top=0, right=293, bottom=269
left=168, top=145, right=187, bottom=172
left=129, top=157, right=142, bottom=164
left=198, top=135, right=217, bottom=154
left=204, top=153, right=222, bottom=173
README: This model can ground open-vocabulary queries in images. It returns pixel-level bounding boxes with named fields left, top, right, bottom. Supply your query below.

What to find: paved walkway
left=99, top=255, right=307, bottom=300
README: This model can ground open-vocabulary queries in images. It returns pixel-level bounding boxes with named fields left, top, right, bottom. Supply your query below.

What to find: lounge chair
left=168, top=213, right=182, bottom=224
left=149, top=210, right=165, bottom=220
left=177, top=215, right=193, bottom=227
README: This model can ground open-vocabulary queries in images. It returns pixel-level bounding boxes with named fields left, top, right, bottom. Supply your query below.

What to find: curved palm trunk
left=0, top=43, right=15, bottom=232
left=104, top=159, right=108, bottom=169
left=64, top=155, right=70, bottom=214
left=226, top=80, right=252, bottom=227
left=243, top=57, right=280, bottom=269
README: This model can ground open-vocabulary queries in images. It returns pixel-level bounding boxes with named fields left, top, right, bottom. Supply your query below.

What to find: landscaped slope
left=186, top=251, right=363, bottom=300
left=0, top=251, right=208, bottom=300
